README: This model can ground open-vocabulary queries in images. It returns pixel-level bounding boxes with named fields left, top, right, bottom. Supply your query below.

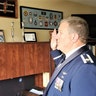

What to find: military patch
left=80, top=54, right=94, bottom=63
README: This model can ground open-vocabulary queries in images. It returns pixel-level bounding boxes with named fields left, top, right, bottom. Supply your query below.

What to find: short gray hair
left=60, top=16, right=89, bottom=43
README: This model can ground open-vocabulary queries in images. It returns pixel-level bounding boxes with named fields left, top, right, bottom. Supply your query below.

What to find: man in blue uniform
left=43, top=16, right=96, bottom=96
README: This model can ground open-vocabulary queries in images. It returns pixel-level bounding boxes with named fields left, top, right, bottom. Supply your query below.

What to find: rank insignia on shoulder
left=80, top=54, right=94, bottom=63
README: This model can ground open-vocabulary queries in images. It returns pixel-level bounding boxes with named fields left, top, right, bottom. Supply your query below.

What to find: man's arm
left=51, top=49, right=65, bottom=66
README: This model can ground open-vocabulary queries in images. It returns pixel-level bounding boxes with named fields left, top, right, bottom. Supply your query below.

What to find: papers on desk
left=29, top=88, right=43, bottom=95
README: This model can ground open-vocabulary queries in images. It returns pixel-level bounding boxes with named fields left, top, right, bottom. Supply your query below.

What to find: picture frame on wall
left=0, top=0, right=18, bottom=18
left=24, top=32, right=37, bottom=42
left=0, top=30, right=5, bottom=42
left=20, top=6, right=63, bottom=30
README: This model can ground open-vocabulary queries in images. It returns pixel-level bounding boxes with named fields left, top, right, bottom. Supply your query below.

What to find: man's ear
left=71, top=32, right=79, bottom=43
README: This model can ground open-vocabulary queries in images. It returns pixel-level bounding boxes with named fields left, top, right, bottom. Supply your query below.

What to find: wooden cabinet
left=0, top=42, right=52, bottom=87
left=24, top=42, right=50, bottom=75
left=0, top=44, right=6, bottom=79
left=6, top=43, right=25, bottom=79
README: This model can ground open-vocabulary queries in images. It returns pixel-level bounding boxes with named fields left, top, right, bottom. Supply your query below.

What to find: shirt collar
left=65, top=44, right=86, bottom=59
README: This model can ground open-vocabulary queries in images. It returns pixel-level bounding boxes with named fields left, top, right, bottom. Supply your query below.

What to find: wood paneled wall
left=0, top=42, right=53, bottom=88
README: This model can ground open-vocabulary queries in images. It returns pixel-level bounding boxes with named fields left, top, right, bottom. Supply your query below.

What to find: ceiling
left=67, top=0, right=96, bottom=7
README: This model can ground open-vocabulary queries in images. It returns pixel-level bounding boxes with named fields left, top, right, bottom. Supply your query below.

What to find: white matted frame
left=24, top=32, right=37, bottom=42
left=0, top=30, right=5, bottom=42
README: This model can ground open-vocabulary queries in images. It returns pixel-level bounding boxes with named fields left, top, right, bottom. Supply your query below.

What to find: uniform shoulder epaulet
left=80, top=54, right=94, bottom=63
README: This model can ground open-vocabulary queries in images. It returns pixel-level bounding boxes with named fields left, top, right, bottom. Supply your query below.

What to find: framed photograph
left=24, top=32, right=37, bottom=42
left=0, top=30, right=5, bottom=42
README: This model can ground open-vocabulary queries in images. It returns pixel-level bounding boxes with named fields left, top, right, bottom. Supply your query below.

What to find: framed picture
left=20, top=6, right=63, bottom=30
left=24, top=32, right=37, bottom=42
left=0, top=30, right=5, bottom=42
left=0, top=0, right=18, bottom=18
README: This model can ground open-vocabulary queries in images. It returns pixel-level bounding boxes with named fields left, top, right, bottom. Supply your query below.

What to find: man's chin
left=57, top=47, right=63, bottom=52
left=57, top=47, right=60, bottom=50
